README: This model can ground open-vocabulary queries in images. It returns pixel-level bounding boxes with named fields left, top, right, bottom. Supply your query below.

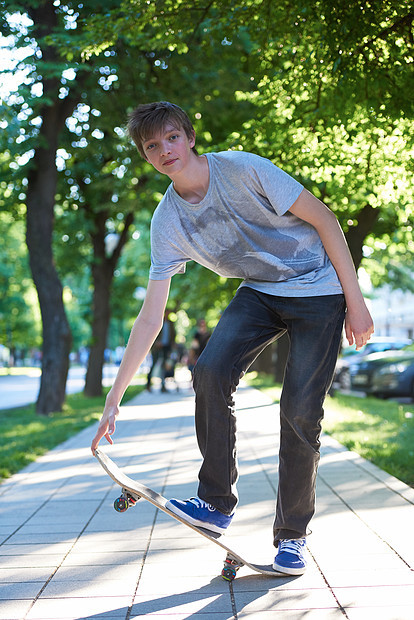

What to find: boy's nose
left=160, top=141, right=171, bottom=155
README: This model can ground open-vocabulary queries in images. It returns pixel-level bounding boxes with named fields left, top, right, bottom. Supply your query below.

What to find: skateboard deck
left=94, top=448, right=281, bottom=580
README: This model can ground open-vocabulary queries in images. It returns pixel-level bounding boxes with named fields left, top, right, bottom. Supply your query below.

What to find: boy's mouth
left=163, top=158, right=178, bottom=166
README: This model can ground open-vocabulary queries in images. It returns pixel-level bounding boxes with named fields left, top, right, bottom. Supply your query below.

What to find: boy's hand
left=91, top=403, right=119, bottom=454
left=344, top=302, right=374, bottom=350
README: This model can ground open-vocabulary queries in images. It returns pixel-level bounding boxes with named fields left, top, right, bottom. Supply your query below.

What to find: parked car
left=333, top=337, right=413, bottom=390
left=349, top=347, right=414, bottom=400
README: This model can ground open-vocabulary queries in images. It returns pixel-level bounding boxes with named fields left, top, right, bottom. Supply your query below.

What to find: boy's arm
left=289, top=189, right=374, bottom=349
left=91, top=277, right=171, bottom=453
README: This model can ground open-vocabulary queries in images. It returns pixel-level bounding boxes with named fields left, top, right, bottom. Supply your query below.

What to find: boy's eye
left=146, top=143, right=156, bottom=150
left=169, top=134, right=178, bottom=141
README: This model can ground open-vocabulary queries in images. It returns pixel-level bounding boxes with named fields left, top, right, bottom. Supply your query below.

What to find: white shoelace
left=279, top=538, right=305, bottom=556
left=188, top=497, right=215, bottom=512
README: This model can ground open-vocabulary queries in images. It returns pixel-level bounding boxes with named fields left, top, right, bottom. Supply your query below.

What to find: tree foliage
left=80, top=0, right=413, bottom=278
left=0, top=213, right=41, bottom=353
left=230, top=84, right=413, bottom=271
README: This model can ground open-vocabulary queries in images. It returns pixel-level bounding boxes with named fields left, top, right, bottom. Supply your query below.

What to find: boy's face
left=142, top=123, right=196, bottom=177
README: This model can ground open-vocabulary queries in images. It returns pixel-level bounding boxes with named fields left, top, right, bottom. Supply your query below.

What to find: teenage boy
left=91, top=101, right=374, bottom=575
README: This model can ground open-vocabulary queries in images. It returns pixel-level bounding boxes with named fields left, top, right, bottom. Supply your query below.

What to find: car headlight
left=377, top=362, right=411, bottom=375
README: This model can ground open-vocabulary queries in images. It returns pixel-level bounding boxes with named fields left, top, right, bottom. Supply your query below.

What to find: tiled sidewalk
left=1, top=382, right=413, bottom=619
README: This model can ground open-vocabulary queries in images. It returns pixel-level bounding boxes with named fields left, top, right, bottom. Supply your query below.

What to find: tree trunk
left=83, top=211, right=135, bottom=397
left=26, top=142, right=72, bottom=415
left=345, top=203, right=380, bottom=269
left=23, top=1, right=89, bottom=414
left=83, top=257, right=112, bottom=397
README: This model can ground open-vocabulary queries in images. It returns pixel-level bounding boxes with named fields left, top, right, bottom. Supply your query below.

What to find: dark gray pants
left=192, top=287, right=345, bottom=545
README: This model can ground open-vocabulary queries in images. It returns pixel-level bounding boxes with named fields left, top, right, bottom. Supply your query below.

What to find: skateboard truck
left=221, top=553, right=243, bottom=581
left=114, top=487, right=141, bottom=512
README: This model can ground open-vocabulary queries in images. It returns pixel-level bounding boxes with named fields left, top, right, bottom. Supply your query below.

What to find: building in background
left=368, top=286, right=414, bottom=340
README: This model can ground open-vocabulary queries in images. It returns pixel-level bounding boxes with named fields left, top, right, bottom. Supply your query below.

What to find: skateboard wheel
left=221, top=566, right=237, bottom=581
left=114, top=496, right=129, bottom=512
left=222, top=555, right=241, bottom=581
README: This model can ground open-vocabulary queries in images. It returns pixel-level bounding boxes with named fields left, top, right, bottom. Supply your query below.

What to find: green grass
left=245, top=372, right=414, bottom=488
left=0, top=383, right=144, bottom=481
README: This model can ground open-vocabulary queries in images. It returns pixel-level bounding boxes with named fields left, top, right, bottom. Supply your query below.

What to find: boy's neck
left=171, top=154, right=209, bottom=204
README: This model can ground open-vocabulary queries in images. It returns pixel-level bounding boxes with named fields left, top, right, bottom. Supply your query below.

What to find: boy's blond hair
left=128, top=101, right=198, bottom=158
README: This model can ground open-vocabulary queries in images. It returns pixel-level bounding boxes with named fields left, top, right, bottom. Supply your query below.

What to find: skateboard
left=94, top=448, right=280, bottom=581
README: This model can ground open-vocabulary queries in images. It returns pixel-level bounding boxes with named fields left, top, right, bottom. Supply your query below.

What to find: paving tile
left=0, top=524, right=16, bottom=535
left=60, top=550, right=144, bottom=567
left=0, top=554, right=65, bottom=568
left=316, top=551, right=408, bottom=572
left=131, top=592, right=233, bottom=615
left=139, top=559, right=223, bottom=580
left=72, top=537, right=149, bottom=553
left=53, top=563, right=141, bottom=582
left=4, top=523, right=83, bottom=535
left=0, top=598, right=33, bottom=620
left=0, top=580, right=43, bottom=599
left=0, top=500, right=45, bottom=520
left=233, top=587, right=339, bottom=613
left=131, top=614, right=233, bottom=619
left=0, top=542, right=74, bottom=556
left=24, top=500, right=102, bottom=524
left=145, top=543, right=223, bottom=562
left=5, top=532, right=78, bottom=544
left=237, top=611, right=344, bottom=619
left=333, top=584, right=414, bottom=608
left=136, top=574, right=230, bottom=596
left=148, top=535, right=216, bottom=551
left=40, top=578, right=137, bottom=598
left=85, top=509, right=155, bottom=532
left=324, top=567, right=414, bottom=588
left=26, top=596, right=131, bottom=619
left=345, top=606, right=414, bottom=620
left=0, top=567, right=53, bottom=582
left=231, top=570, right=326, bottom=592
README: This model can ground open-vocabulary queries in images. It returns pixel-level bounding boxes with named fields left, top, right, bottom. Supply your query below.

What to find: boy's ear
left=189, top=130, right=196, bottom=149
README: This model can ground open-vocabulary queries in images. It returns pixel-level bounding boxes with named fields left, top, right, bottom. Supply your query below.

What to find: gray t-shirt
left=149, top=151, right=342, bottom=297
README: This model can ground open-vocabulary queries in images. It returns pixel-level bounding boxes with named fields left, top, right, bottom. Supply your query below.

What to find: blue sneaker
left=166, top=497, right=233, bottom=534
left=273, top=538, right=307, bottom=575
